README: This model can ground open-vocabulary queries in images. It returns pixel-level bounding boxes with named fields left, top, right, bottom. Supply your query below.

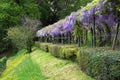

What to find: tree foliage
left=7, top=26, right=35, bottom=52
left=36, top=0, right=92, bottom=26
left=0, top=0, right=41, bottom=53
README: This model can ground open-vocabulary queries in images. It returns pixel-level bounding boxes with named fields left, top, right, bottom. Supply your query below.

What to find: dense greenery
left=36, top=0, right=92, bottom=26
left=0, top=57, right=7, bottom=75
left=77, top=47, right=120, bottom=80
left=0, top=0, right=40, bottom=53
left=7, top=26, right=36, bottom=52
left=0, top=0, right=22, bottom=53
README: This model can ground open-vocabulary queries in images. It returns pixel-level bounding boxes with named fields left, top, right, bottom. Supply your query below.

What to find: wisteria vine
left=36, top=0, right=119, bottom=39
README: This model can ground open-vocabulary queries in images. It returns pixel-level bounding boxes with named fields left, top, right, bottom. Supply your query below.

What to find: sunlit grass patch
left=0, top=49, right=46, bottom=80
left=31, top=48, right=94, bottom=80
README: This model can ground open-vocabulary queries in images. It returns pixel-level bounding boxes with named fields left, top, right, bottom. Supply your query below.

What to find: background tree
left=7, top=26, right=35, bottom=53
left=0, top=0, right=22, bottom=53
left=36, top=0, right=92, bottom=26
left=0, top=0, right=40, bottom=53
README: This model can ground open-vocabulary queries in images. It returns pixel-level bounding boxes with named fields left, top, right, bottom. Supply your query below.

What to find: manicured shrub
left=49, top=44, right=61, bottom=57
left=77, top=47, right=120, bottom=80
left=35, top=41, right=41, bottom=48
left=35, top=42, right=53, bottom=53
left=39, top=43, right=52, bottom=52
left=59, top=46, right=78, bottom=60
left=35, top=42, right=78, bottom=60
left=102, top=52, right=120, bottom=80
left=0, top=57, right=7, bottom=75
left=48, top=44, right=78, bottom=59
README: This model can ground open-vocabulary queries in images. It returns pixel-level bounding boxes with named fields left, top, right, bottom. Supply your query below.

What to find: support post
left=92, top=15, right=96, bottom=47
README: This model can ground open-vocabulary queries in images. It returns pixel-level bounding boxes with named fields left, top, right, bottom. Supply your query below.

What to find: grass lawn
left=0, top=47, right=94, bottom=80
left=31, top=47, right=94, bottom=80
left=0, top=49, right=46, bottom=80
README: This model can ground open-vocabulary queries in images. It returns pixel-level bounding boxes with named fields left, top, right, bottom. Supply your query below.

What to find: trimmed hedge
left=35, top=42, right=41, bottom=48
left=35, top=42, right=78, bottom=60
left=0, top=57, right=7, bottom=75
left=48, top=44, right=61, bottom=57
left=40, top=43, right=52, bottom=52
left=59, top=46, right=78, bottom=60
left=35, top=42, right=52, bottom=52
left=77, top=47, right=120, bottom=80
left=48, top=44, right=78, bottom=60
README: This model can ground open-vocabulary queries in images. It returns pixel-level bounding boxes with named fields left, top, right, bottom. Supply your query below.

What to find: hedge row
left=35, top=42, right=78, bottom=60
left=0, top=57, right=7, bottom=75
left=77, top=47, right=120, bottom=80
left=35, top=42, right=120, bottom=80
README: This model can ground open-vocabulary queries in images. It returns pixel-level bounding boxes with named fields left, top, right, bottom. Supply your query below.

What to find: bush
left=48, top=44, right=78, bottom=60
left=7, top=26, right=35, bottom=53
left=59, top=46, right=78, bottom=60
left=77, top=47, right=120, bottom=80
left=39, top=43, right=52, bottom=52
left=35, top=42, right=54, bottom=53
left=49, top=44, right=61, bottom=57
left=102, top=52, right=120, bottom=80
left=0, top=57, right=7, bottom=75
left=35, top=41, right=41, bottom=49
left=35, top=42, right=78, bottom=60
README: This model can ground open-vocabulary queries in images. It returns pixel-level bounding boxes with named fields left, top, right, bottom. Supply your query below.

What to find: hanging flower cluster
left=36, top=13, right=77, bottom=37
left=37, top=0, right=118, bottom=38
left=78, top=0, right=116, bottom=29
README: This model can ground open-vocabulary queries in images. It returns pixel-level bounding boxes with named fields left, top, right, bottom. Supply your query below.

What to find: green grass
left=0, top=47, right=94, bottom=80
left=31, top=47, right=94, bottom=80
left=0, top=49, right=46, bottom=80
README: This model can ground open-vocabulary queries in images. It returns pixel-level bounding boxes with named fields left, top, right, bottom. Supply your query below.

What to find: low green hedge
left=35, top=42, right=52, bottom=52
left=48, top=44, right=61, bottom=57
left=77, top=47, right=120, bottom=80
left=0, top=57, right=7, bottom=75
left=35, top=42, right=41, bottom=49
left=40, top=43, right=51, bottom=52
left=48, top=44, right=78, bottom=60
left=59, top=46, right=78, bottom=60
left=35, top=42, right=78, bottom=60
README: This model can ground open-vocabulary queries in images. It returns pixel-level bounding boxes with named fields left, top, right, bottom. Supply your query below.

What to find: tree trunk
left=27, top=40, right=32, bottom=53
left=78, top=37, right=81, bottom=47
left=84, top=29, right=88, bottom=44
left=98, top=27, right=103, bottom=47
left=92, top=15, right=96, bottom=47
left=69, top=32, right=71, bottom=44
left=99, top=24, right=111, bottom=46
left=27, top=46, right=32, bottom=53
left=112, top=23, right=119, bottom=50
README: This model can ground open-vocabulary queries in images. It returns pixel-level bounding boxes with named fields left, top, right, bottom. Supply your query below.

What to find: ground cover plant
left=0, top=49, right=46, bottom=80
left=0, top=57, right=7, bottom=75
